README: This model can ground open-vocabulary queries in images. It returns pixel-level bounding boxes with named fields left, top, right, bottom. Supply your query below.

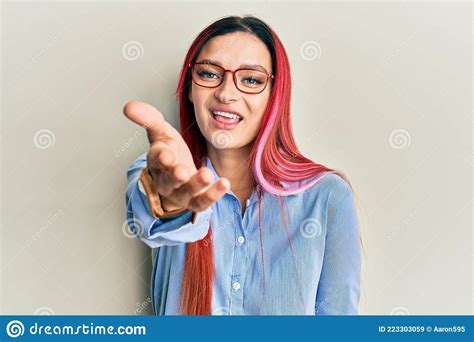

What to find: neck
left=206, top=142, right=255, bottom=199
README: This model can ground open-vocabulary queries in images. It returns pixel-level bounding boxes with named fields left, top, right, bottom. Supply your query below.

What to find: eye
left=197, top=71, right=219, bottom=79
left=243, top=77, right=263, bottom=85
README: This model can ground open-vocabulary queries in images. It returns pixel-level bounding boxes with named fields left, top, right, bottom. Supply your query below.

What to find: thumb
left=123, top=101, right=167, bottom=144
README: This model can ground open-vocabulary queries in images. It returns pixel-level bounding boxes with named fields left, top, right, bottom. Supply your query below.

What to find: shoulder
left=297, top=172, right=356, bottom=220
left=279, top=171, right=354, bottom=214
left=297, top=171, right=353, bottom=202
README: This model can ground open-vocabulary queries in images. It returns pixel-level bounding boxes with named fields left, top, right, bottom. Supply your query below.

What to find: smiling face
left=188, top=32, right=273, bottom=151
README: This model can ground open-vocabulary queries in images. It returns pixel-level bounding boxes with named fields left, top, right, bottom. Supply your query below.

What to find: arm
left=315, top=177, right=361, bottom=315
left=125, top=153, right=212, bottom=248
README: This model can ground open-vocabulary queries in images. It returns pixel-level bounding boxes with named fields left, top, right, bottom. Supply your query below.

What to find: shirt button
left=232, top=281, right=241, bottom=291
left=246, top=199, right=250, bottom=207
left=237, top=235, right=245, bottom=244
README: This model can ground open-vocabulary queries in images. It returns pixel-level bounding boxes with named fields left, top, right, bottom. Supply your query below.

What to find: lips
left=209, top=109, right=242, bottom=130
left=209, top=107, right=243, bottom=120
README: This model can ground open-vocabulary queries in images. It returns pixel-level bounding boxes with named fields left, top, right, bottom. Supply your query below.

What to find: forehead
left=196, top=32, right=272, bottom=72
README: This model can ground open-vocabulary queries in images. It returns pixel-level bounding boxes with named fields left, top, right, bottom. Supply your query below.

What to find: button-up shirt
left=126, top=152, right=361, bottom=315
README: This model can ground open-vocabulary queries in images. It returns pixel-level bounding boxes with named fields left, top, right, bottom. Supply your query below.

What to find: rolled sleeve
left=125, top=153, right=211, bottom=248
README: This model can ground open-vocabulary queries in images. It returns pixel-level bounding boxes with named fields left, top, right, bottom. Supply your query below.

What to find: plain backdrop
left=1, top=1, right=471, bottom=315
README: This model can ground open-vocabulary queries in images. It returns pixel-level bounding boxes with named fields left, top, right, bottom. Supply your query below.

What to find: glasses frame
left=188, top=62, right=274, bottom=95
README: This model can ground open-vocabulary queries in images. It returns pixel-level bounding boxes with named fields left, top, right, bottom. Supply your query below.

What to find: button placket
left=229, top=197, right=246, bottom=314
left=232, top=281, right=241, bottom=291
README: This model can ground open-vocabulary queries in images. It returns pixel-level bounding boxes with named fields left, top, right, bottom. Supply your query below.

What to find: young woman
left=124, top=15, right=361, bottom=315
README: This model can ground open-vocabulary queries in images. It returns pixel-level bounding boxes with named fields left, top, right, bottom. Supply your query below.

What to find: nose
left=214, top=71, right=239, bottom=103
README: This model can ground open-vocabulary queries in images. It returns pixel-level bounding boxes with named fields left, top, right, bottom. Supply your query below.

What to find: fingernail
left=199, top=173, right=211, bottom=185
left=218, top=178, right=229, bottom=190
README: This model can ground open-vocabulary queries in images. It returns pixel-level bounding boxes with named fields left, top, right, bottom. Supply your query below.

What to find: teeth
left=212, top=110, right=241, bottom=120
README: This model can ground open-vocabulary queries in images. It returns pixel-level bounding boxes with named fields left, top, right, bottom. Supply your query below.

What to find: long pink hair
left=174, top=15, right=353, bottom=315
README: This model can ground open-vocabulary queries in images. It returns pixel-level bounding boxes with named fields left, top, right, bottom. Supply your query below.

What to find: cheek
left=194, top=107, right=211, bottom=141
left=191, top=88, right=211, bottom=126
left=239, top=97, right=269, bottom=141
left=248, top=95, right=270, bottom=123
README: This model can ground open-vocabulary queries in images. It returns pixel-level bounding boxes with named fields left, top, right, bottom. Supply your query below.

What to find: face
left=188, top=32, right=273, bottom=151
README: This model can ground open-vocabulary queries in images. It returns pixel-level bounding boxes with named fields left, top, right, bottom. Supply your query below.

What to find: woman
left=124, top=15, right=361, bottom=315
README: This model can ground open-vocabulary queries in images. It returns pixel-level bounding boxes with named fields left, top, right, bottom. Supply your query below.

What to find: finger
left=155, top=171, right=178, bottom=197
left=151, top=146, right=194, bottom=182
left=188, top=177, right=230, bottom=212
left=166, top=167, right=214, bottom=206
left=156, top=164, right=196, bottom=197
left=148, top=154, right=196, bottom=197
left=123, top=101, right=167, bottom=144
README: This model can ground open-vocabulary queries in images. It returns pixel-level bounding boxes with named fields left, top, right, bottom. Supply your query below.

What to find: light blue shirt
left=126, top=152, right=361, bottom=315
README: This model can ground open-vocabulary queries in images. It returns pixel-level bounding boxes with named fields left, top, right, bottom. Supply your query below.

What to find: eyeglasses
left=188, top=62, right=274, bottom=94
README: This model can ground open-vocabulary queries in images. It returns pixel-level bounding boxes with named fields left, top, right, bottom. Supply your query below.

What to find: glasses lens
left=193, top=63, right=224, bottom=87
left=235, top=69, right=268, bottom=93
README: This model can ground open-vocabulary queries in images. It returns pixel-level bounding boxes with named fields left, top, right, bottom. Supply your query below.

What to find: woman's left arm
left=315, top=177, right=361, bottom=315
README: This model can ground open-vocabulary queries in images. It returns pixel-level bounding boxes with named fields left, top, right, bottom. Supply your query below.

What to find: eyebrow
left=197, top=58, right=271, bottom=74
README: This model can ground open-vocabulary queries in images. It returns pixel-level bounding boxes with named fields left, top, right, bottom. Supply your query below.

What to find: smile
left=209, top=110, right=242, bottom=130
